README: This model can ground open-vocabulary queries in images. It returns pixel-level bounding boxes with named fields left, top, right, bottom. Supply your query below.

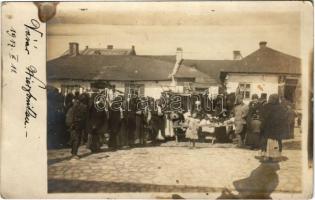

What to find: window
left=182, top=82, right=192, bottom=93
left=239, top=83, right=251, bottom=99
left=125, top=83, right=145, bottom=97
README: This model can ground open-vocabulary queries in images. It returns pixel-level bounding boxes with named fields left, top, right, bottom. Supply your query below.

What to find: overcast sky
left=47, top=1, right=303, bottom=60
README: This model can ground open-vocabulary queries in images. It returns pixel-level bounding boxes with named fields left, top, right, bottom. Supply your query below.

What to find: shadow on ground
left=217, top=161, right=280, bottom=199
left=48, top=179, right=225, bottom=193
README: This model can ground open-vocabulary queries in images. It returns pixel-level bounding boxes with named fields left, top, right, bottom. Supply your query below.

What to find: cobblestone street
left=48, top=129, right=302, bottom=198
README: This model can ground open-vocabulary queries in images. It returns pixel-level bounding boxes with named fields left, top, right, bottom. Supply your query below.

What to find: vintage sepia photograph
left=44, top=1, right=312, bottom=198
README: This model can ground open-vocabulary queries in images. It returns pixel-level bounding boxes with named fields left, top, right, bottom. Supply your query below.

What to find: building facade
left=47, top=43, right=216, bottom=99
left=222, top=42, right=301, bottom=108
left=47, top=41, right=301, bottom=108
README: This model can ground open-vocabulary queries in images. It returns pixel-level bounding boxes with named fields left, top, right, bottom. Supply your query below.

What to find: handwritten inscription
left=21, top=65, right=46, bottom=132
left=24, top=19, right=43, bottom=55
left=6, top=27, right=18, bottom=73
left=6, top=18, right=45, bottom=137
left=6, top=27, right=16, bottom=47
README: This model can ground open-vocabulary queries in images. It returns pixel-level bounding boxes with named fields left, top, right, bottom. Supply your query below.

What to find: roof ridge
left=243, top=46, right=300, bottom=60
left=265, top=47, right=300, bottom=60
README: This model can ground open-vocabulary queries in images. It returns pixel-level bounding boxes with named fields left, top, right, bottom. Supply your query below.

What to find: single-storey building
left=47, top=43, right=216, bottom=99
left=47, top=41, right=301, bottom=108
left=182, top=42, right=301, bottom=108
left=221, top=42, right=301, bottom=108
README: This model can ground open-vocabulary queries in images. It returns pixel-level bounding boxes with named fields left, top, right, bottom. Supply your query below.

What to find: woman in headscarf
left=261, top=94, right=288, bottom=160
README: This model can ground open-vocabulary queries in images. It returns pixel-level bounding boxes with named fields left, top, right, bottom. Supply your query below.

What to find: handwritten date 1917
left=21, top=65, right=46, bottom=137
left=25, top=19, right=43, bottom=55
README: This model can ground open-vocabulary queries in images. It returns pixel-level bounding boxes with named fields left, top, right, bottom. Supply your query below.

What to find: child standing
left=185, top=112, right=200, bottom=148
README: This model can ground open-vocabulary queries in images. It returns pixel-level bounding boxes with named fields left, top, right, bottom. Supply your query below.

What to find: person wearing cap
left=233, top=94, right=249, bottom=147
left=259, top=93, right=268, bottom=106
left=69, top=94, right=88, bottom=159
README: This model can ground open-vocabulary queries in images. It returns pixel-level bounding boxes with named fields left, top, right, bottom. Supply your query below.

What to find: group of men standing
left=64, top=91, right=177, bottom=159
left=233, top=93, right=298, bottom=160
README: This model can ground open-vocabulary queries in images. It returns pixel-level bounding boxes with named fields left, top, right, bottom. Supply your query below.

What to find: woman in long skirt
left=261, top=94, right=288, bottom=161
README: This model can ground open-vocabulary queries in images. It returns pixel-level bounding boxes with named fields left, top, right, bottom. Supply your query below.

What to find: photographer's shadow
left=217, top=161, right=281, bottom=199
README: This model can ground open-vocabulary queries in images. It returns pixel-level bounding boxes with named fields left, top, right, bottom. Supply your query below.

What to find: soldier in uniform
left=69, top=95, right=88, bottom=159
left=233, top=94, right=249, bottom=146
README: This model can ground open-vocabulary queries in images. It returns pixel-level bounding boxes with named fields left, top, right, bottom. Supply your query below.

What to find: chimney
left=69, top=42, right=79, bottom=56
left=259, top=41, right=267, bottom=49
left=233, top=50, right=242, bottom=60
left=107, top=45, right=113, bottom=49
left=176, top=47, right=183, bottom=62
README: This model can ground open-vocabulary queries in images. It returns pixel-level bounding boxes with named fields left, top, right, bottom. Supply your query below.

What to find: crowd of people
left=47, top=86, right=300, bottom=161
left=233, top=93, right=299, bottom=161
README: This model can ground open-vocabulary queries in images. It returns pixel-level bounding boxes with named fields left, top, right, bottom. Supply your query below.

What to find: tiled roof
left=139, top=55, right=176, bottom=63
left=47, top=55, right=215, bottom=83
left=182, top=60, right=237, bottom=82
left=48, top=44, right=301, bottom=84
left=226, top=47, right=301, bottom=75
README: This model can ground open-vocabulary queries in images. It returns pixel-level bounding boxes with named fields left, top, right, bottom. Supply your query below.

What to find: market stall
left=161, top=90, right=236, bottom=144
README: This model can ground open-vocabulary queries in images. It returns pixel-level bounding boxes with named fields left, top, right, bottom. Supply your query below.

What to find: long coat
left=233, top=103, right=249, bottom=134
left=151, top=107, right=165, bottom=133
left=85, top=96, right=107, bottom=151
left=261, top=103, right=288, bottom=140
left=86, top=95, right=107, bottom=135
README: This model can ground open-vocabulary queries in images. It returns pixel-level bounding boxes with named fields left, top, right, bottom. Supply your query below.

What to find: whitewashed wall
left=142, top=81, right=172, bottom=98
left=48, top=80, right=90, bottom=94
left=225, top=73, right=279, bottom=104
left=47, top=80, right=172, bottom=99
